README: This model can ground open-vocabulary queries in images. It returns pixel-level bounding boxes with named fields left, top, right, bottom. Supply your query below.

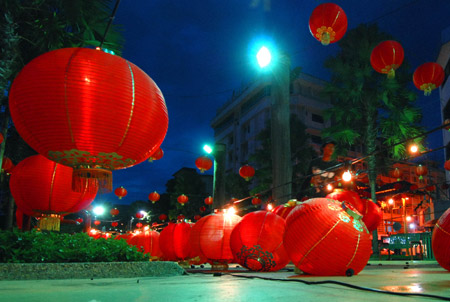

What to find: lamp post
left=205, top=143, right=226, bottom=208
left=257, top=46, right=292, bottom=203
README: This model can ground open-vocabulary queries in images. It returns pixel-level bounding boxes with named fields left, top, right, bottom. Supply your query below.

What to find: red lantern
left=251, top=196, right=262, bottom=206
left=114, top=186, right=127, bottom=199
left=391, top=168, right=402, bottom=181
left=273, top=200, right=298, bottom=219
left=230, top=211, right=289, bottom=272
left=194, top=215, right=202, bottom=221
left=136, top=222, right=143, bottom=228
left=189, top=212, right=242, bottom=269
left=127, top=230, right=162, bottom=260
left=426, top=185, right=436, bottom=192
left=94, top=220, right=101, bottom=226
left=177, top=214, right=185, bottom=221
left=110, top=208, right=119, bottom=216
left=410, top=184, right=418, bottom=191
left=204, top=196, right=213, bottom=205
left=136, top=212, right=144, bottom=219
left=199, top=206, right=206, bottom=212
left=445, top=160, right=450, bottom=171
left=148, top=191, right=160, bottom=204
left=148, top=147, right=164, bottom=162
left=284, top=198, right=371, bottom=276
left=393, top=182, right=402, bottom=191
left=360, top=199, right=383, bottom=232
left=111, top=221, right=118, bottom=227
left=413, top=62, right=444, bottom=96
left=76, top=218, right=83, bottom=224
left=2, top=157, right=14, bottom=174
left=444, top=119, right=450, bottom=131
left=325, top=189, right=364, bottom=215
left=9, top=48, right=169, bottom=192
left=239, top=165, right=255, bottom=181
left=159, top=214, right=168, bottom=222
left=177, top=194, right=189, bottom=206
left=195, top=156, right=213, bottom=173
left=0, top=133, right=3, bottom=144
left=416, top=164, right=428, bottom=180
left=432, top=207, right=450, bottom=271
left=308, top=3, right=347, bottom=46
left=159, top=222, right=192, bottom=261
left=370, top=40, right=404, bottom=79
left=9, top=155, right=97, bottom=231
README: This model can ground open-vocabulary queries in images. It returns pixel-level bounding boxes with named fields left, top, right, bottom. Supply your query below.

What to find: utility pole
left=213, top=143, right=226, bottom=208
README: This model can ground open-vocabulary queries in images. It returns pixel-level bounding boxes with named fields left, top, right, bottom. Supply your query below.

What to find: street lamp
left=256, top=46, right=272, bottom=68
left=203, top=144, right=213, bottom=154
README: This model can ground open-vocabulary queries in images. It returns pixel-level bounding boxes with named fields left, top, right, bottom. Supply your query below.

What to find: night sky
left=97, top=0, right=450, bottom=205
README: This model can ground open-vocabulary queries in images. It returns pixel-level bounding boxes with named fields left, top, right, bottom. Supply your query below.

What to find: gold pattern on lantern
left=316, top=26, right=336, bottom=45
left=381, top=64, right=399, bottom=74
left=436, top=223, right=450, bottom=236
left=48, top=149, right=135, bottom=169
left=346, top=233, right=361, bottom=268
left=327, top=203, right=341, bottom=211
left=420, top=83, right=436, bottom=96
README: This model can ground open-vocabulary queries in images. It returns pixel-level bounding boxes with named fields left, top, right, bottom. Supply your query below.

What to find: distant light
left=225, top=206, right=236, bottom=215
left=388, top=198, right=394, bottom=205
left=140, top=210, right=148, bottom=218
left=409, top=223, right=415, bottom=229
left=93, top=206, right=105, bottom=216
left=409, top=144, right=419, bottom=154
left=406, top=216, right=412, bottom=222
left=342, top=170, right=352, bottom=182
left=256, top=46, right=272, bottom=68
left=203, top=144, right=213, bottom=154
left=327, top=184, right=333, bottom=191
left=267, top=203, right=274, bottom=211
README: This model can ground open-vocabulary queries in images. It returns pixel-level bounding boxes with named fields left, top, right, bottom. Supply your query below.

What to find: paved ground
left=1, top=261, right=449, bottom=302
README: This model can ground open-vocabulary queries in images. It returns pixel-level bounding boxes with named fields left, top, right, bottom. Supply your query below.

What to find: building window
left=311, top=113, right=324, bottom=124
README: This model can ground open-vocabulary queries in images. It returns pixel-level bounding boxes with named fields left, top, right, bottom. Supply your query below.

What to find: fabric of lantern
left=239, top=165, right=255, bottom=181
left=230, top=211, right=289, bottom=272
left=360, top=199, right=382, bottom=232
left=177, top=194, right=189, bottom=206
left=159, top=222, right=192, bottom=261
left=326, top=189, right=364, bottom=215
left=189, top=212, right=242, bottom=264
left=127, top=230, right=162, bottom=259
left=284, top=198, right=371, bottom=276
left=9, top=155, right=97, bottom=227
left=413, top=62, right=445, bottom=96
left=159, top=214, right=168, bottom=222
left=114, top=187, right=127, bottom=199
left=370, top=40, right=404, bottom=78
left=308, top=3, right=348, bottom=46
left=110, top=208, right=119, bottom=216
left=148, top=147, right=164, bottom=162
left=432, top=207, right=450, bottom=271
left=149, top=191, right=160, bottom=203
left=195, top=156, right=213, bottom=173
left=204, top=196, right=213, bottom=205
left=9, top=48, right=169, bottom=192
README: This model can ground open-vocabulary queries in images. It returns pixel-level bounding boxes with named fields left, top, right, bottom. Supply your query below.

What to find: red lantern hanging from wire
left=136, top=222, right=143, bottom=228
left=110, top=208, right=119, bottom=216
left=0, top=133, right=3, bottom=144
left=199, top=206, right=207, bottom=212
left=413, top=62, right=444, bottom=96
left=415, top=164, right=428, bottom=180
left=194, top=215, right=202, bottom=221
left=239, top=164, right=255, bottom=181
left=195, top=156, right=213, bottom=173
left=370, top=40, right=404, bottom=79
left=2, top=157, right=14, bottom=174
left=177, top=194, right=189, bottom=206
left=114, top=186, right=127, bottom=199
left=148, top=147, right=164, bottom=162
left=308, top=3, right=348, bottom=46
left=391, top=168, right=402, bottom=181
left=148, top=191, right=160, bottom=204
left=9, top=48, right=169, bottom=193
left=76, top=218, right=83, bottom=224
left=177, top=214, right=185, bottom=221
left=159, top=213, right=168, bottom=222
left=204, top=196, right=213, bottom=205
left=251, top=196, right=262, bottom=206
left=136, top=212, right=144, bottom=219
left=111, top=221, right=118, bottom=227
left=445, top=160, right=450, bottom=171
left=94, top=220, right=101, bottom=226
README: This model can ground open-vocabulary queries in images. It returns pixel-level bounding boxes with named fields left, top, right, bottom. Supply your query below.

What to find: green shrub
left=0, top=229, right=150, bottom=263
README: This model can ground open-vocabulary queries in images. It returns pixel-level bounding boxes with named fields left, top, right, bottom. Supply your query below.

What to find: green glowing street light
left=203, top=144, right=213, bottom=154
left=256, top=46, right=272, bottom=68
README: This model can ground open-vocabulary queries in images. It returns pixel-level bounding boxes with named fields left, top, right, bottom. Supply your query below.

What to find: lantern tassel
left=321, top=31, right=331, bottom=46
left=387, top=68, right=395, bottom=79
left=39, top=214, right=61, bottom=231
left=72, top=168, right=112, bottom=193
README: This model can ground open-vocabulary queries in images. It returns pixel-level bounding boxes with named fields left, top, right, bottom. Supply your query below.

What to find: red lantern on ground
left=370, top=40, right=404, bottom=79
left=273, top=200, right=298, bottom=219
left=284, top=198, right=371, bottom=276
left=9, top=155, right=97, bottom=231
left=416, top=164, right=428, bottom=180
left=136, top=222, right=143, bottom=228
left=76, top=218, right=83, bottom=224
left=189, top=212, right=242, bottom=269
left=148, top=147, right=164, bottom=162
left=432, top=207, right=450, bottom=271
left=159, top=214, right=168, bottom=222
left=114, top=186, right=127, bottom=199
left=9, top=48, right=169, bottom=193
left=111, top=221, right=118, bottom=227
left=94, top=220, right=101, bottom=226
left=195, top=156, right=213, bottom=173
left=148, top=191, right=160, bottom=204
left=413, top=62, right=444, bottom=96
left=2, top=157, right=14, bottom=174
left=204, top=196, right=213, bottom=205
left=127, top=230, right=162, bottom=260
left=360, top=199, right=383, bottom=232
left=445, top=160, right=450, bottom=171
left=251, top=196, right=262, bottom=206
left=308, top=3, right=348, bottom=46
left=391, top=168, right=402, bottom=181
left=194, top=215, right=202, bottom=221
left=136, top=212, right=144, bottom=219
left=110, top=208, right=119, bottom=216
left=177, top=194, right=189, bottom=206
left=159, top=222, right=193, bottom=261
left=326, top=189, right=364, bottom=215
left=239, top=165, right=255, bottom=181
left=230, top=211, right=289, bottom=272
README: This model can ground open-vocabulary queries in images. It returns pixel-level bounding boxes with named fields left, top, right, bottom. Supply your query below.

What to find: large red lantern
left=432, top=208, right=450, bottom=271
left=230, top=211, right=289, bottom=272
left=326, top=189, right=364, bottom=215
left=239, top=164, right=255, bottom=181
left=284, top=198, right=371, bottom=276
left=114, top=186, right=127, bottom=199
left=370, top=40, right=404, bottom=79
left=413, top=62, right=444, bottom=96
left=9, top=155, right=97, bottom=231
left=177, top=194, right=189, bottom=206
left=159, top=222, right=192, bottom=261
left=189, top=212, right=242, bottom=269
left=127, top=230, right=162, bottom=260
left=273, top=200, right=299, bottom=219
left=360, top=199, right=382, bottom=232
left=159, top=213, right=168, bottom=222
left=110, top=208, right=119, bottom=216
left=148, top=191, right=160, bottom=204
left=148, top=147, right=164, bottom=162
left=416, top=164, right=428, bottom=180
left=308, top=3, right=348, bottom=46
left=9, top=48, right=169, bottom=192
left=195, top=156, right=213, bottom=173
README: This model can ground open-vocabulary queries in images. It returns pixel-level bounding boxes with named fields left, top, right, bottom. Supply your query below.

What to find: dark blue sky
left=98, top=0, right=450, bottom=205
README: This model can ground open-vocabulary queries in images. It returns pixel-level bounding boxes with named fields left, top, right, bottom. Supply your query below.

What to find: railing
left=384, top=232, right=434, bottom=260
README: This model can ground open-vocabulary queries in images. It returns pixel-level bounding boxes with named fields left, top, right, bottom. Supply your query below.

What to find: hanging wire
left=99, top=0, right=121, bottom=49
